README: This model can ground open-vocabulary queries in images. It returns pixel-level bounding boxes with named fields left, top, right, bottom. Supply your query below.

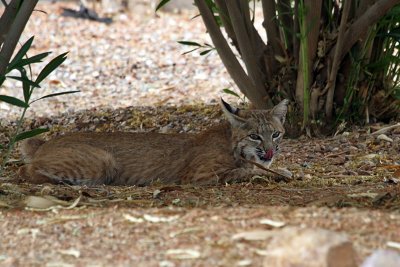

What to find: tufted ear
left=271, top=99, right=289, bottom=124
left=219, top=98, right=246, bottom=128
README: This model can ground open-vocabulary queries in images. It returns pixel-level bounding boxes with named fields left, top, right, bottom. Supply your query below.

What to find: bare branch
left=278, top=0, right=293, bottom=52
left=0, top=0, right=21, bottom=45
left=0, top=0, right=38, bottom=76
left=194, top=0, right=270, bottom=109
left=325, top=0, right=352, bottom=120
left=295, top=0, right=322, bottom=109
left=329, top=0, right=400, bottom=65
left=226, top=1, right=272, bottom=107
left=214, top=0, right=240, bottom=52
left=1, top=0, right=8, bottom=7
left=261, top=0, right=283, bottom=57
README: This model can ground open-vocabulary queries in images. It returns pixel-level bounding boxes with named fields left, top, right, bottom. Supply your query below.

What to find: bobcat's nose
left=263, top=149, right=274, bottom=160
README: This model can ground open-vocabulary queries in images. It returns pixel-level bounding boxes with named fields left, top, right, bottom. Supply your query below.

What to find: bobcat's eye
left=249, top=134, right=262, bottom=141
left=272, top=131, right=281, bottom=139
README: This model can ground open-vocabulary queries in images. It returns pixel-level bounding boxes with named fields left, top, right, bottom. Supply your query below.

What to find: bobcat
left=18, top=99, right=289, bottom=186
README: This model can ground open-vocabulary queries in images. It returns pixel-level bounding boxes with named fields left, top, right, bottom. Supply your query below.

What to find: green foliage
left=177, top=40, right=215, bottom=55
left=155, top=0, right=171, bottom=11
left=0, top=37, right=79, bottom=175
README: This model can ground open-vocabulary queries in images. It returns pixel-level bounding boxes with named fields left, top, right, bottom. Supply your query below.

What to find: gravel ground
left=1, top=3, right=400, bottom=267
left=1, top=2, right=237, bottom=120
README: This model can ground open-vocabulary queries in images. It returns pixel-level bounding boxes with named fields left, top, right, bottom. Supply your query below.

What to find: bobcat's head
left=220, top=98, right=289, bottom=168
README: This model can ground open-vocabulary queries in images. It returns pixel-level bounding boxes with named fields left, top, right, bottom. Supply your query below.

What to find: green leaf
left=18, top=68, right=32, bottom=103
left=30, top=90, right=80, bottom=104
left=7, top=36, right=34, bottom=72
left=222, top=88, right=240, bottom=98
left=15, top=128, right=49, bottom=142
left=35, top=52, right=68, bottom=84
left=200, top=49, right=213, bottom=56
left=155, top=0, right=170, bottom=11
left=6, top=75, right=41, bottom=88
left=13, top=52, right=51, bottom=69
left=177, top=41, right=202, bottom=47
left=182, top=47, right=200, bottom=55
left=0, top=144, right=3, bottom=150
left=0, top=95, right=29, bottom=108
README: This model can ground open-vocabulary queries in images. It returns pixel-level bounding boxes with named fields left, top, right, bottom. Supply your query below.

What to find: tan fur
left=19, top=99, right=289, bottom=186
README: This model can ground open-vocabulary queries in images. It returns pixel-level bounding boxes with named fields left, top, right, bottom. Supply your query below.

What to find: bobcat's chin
left=255, top=156, right=273, bottom=168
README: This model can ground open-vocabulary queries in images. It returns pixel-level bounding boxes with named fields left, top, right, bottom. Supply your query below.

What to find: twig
left=323, top=151, right=347, bottom=159
left=371, top=123, right=400, bottom=135
left=240, top=157, right=292, bottom=180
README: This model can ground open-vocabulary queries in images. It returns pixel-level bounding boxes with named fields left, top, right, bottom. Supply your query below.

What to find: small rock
left=276, top=168, right=293, bottom=179
left=349, top=146, right=358, bottom=153
left=263, top=227, right=358, bottom=267
left=377, top=134, right=393, bottom=143
left=361, top=249, right=400, bottom=267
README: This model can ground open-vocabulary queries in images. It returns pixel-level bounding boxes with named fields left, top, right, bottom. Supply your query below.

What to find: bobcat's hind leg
left=18, top=145, right=118, bottom=186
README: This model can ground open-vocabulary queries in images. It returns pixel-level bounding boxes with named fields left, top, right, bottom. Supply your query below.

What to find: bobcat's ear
left=271, top=99, right=289, bottom=124
left=220, top=98, right=246, bottom=127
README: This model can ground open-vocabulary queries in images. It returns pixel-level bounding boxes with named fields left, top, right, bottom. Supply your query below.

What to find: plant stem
left=0, top=106, right=27, bottom=177
left=298, top=0, right=309, bottom=129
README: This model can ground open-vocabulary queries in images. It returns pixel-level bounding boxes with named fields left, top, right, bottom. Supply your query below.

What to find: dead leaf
left=387, top=241, right=400, bottom=250
left=259, top=218, right=286, bottom=228
left=143, top=214, right=179, bottom=223
left=123, top=214, right=144, bottom=223
left=165, top=249, right=201, bottom=259
left=232, top=230, right=272, bottom=241
left=59, top=249, right=81, bottom=258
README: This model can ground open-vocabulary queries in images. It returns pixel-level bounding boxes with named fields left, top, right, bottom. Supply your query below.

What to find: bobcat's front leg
left=218, top=168, right=274, bottom=184
left=190, top=167, right=273, bottom=185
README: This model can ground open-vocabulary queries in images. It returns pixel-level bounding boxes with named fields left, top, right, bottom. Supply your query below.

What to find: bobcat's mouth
left=256, top=148, right=274, bottom=162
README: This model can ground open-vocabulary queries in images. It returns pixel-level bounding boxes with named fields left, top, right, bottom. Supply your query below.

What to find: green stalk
left=298, top=0, right=309, bottom=128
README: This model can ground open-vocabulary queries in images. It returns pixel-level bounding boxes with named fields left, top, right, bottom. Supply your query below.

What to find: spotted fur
left=18, top=99, right=289, bottom=186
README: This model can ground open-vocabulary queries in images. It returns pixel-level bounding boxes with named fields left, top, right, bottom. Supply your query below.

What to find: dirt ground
left=0, top=105, right=399, bottom=266
left=0, top=2, right=400, bottom=266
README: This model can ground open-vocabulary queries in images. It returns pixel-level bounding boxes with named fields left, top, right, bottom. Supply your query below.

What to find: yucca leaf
left=15, top=128, right=49, bottom=142
left=30, top=90, right=80, bottom=104
left=155, top=0, right=170, bottom=11
left=7, top=36, right=34, bottom=72
left=177, top=41, right=202, bottom=46
left=7, top=75, right=40, bottom=88
left=13, top=52, right=51, bottom=69
left=200, top=49, right=213, bottom=56
left=222, top=88, right=240, bottom=98
left=0, top=95, right=29, bottom=108
left=35, top=52, right=68, bottom=84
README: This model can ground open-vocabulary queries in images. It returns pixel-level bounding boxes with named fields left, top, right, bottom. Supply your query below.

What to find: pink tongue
left=264, top=149, right=274, bottom=160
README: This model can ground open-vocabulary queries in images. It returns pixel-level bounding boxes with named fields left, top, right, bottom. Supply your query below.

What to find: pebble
left=0, top=2, right=234, bottom=121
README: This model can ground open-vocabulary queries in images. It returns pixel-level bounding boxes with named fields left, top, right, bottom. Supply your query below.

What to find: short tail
left=20, top=137, right=46, bottom=162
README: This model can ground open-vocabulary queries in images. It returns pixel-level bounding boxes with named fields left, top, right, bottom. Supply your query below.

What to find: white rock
left=263, top=227, right=358, bottom=267
left=361, top=249, right=400, bottom=267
